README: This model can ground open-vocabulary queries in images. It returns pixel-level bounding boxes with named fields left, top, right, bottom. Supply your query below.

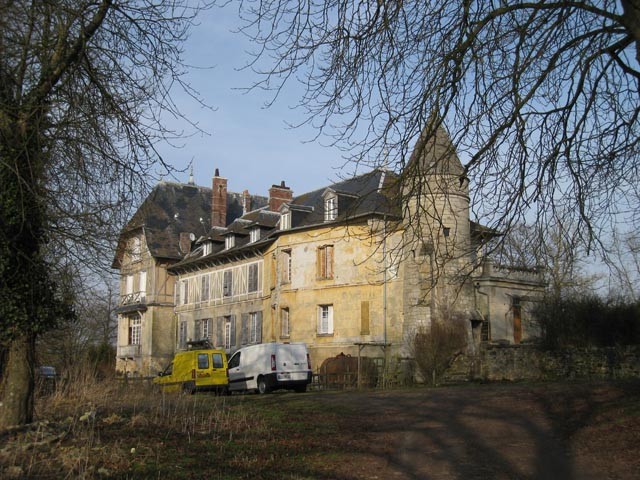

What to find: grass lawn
left=1, top=380, right=639, bottom=479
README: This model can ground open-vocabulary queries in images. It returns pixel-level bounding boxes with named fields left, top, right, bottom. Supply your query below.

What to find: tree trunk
left=622, top=0, right=640, bottom=66
left=0, top=333, right=36, bottom=428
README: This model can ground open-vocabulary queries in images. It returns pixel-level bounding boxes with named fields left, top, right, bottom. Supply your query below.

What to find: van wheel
left=257, top=377, right=270, bottom=394
left=181, top=382, right=195, bottom=395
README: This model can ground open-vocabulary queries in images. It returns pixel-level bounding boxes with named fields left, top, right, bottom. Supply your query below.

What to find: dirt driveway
left=302, top=382, right=640, bottom=480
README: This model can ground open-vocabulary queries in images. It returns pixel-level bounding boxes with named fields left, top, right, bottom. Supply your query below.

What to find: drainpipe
left=383, top=215, right=387, bottom=346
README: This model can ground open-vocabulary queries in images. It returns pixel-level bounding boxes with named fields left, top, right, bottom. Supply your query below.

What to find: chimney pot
left=268, top=181, right=293, bottom=212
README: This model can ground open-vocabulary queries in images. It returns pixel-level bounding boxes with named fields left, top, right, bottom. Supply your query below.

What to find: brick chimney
left=269, top=181, right=292, bottom=212
left=211, top=168, right=228, bottom=227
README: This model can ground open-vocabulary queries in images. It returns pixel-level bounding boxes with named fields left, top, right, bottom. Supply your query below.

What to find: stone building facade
left=113, top=128, right=545, bottom=377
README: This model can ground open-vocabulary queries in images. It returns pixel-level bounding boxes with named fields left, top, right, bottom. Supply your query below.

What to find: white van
left=227, top=343, right=312, bottom=394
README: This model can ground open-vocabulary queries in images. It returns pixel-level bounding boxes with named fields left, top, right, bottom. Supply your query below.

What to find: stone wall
left=444, top=344, right=640, bottom=383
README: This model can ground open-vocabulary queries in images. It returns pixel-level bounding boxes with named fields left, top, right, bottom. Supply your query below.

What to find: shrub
left=411, top=319, right=467, bottom=386
left=533, top=295, right=640, bottom=349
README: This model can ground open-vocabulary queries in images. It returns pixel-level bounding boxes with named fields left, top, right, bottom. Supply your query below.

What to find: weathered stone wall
left=444, top=344, right=640, bottom=383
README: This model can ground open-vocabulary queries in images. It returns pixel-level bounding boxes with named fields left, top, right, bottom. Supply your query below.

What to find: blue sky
left=156, top=4, right=347, bottom=198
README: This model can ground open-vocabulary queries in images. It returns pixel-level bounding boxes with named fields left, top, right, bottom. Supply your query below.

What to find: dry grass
left=1, top=377, right=268, bottom=479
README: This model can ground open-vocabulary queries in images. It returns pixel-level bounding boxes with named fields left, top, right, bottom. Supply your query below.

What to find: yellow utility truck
left=153, top=342, right=228, bottom=394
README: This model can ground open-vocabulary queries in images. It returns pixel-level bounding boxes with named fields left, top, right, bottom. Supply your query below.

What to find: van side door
left=211, top=352, right=227, bottom=386
left=227, top=351, right=244, bottom=392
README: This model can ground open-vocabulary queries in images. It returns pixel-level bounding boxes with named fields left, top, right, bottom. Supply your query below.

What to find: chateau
left=113, top=127, right=544, bottom=378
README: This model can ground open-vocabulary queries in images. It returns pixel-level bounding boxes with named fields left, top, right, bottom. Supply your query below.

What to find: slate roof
left=112, top=181, right=267, bottom=269
left=287, top=169, right=400, bottom=228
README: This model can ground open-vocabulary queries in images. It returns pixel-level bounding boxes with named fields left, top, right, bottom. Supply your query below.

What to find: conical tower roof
left=407, top=122, right=465, bottom=178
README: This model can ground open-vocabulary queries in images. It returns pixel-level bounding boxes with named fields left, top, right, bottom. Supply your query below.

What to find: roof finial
left=188, top=163, right=195, bottom=185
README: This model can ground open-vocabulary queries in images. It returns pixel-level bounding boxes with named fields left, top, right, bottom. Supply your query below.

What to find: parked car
left=36, top=365, right=58, bottom=395
left=227, top=342, right=312, bottom=394
left=153, top=344, right=228, bottom=394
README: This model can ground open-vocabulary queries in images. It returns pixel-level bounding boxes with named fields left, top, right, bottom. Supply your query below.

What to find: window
left=317, top=305, right=333, bottom=335
left=250, top=227, right=260, bottom=243
left=281, top=307, right=290, bottom=338
left=212, top=353, right=224, bottom=369
left=128, top=316, right=141, bottom=345
left=281, top=249, right=292, bottom=284
left=201, top=275, right=210, bottom=302
left=317, top=245, right=334, bottom=279
left=228, top=352, right=240, bottom=369
left=138, top=271, right=146, bottom=300
left=216, top=315, right=236, bottom=349
left=178, top=320, right=187, bottom=348
left=249, top=312, right=260, bottom=344
left=197, top=353, right=209, bottom=369
left=125, top=275, right=134, bottom=294
left=203, top=241, right=212, bottom=256
left=201, top=318, right=212, bottom=340
left=225, top=235, right=235, bottom=250
left=224, top=321, right=232, bottom=349
left=324, top=195, right=337, bottom=221
left=176, top=280, right=188, bottom=305
left=248, top=263, right=259, bottom=292
left=280, top=212, right=291, bottom=230
left=241, top=312, right=262, bottom=345
left=223, top=270, right=232, bottom=297
left=131, top=236, right=141, bottom=262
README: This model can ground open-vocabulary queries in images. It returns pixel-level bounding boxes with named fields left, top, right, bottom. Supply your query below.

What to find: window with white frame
left=280, top=211, right=291, bottom=230
left=203, top=241, right=212, bottom=256
left=128, top=316, right=141, bottom=345
left=201, top=274, right=210, bottom=302
left=225, top=235, right=235, bottom=250
left=201, top=318, right=212, bottom=340
left=224, top=319, right=232, bottom=349
left=281, top=307, right=290, bottom=338
left=250, top=227, right=260, bottom=243
left=324, top=195, right=337, bottom=222
left=125, top=274, right=134, bottom=294
left=138, top=271, right=146, bottom=300
left=318, top=304, right=333, bottom=335
left=178, top=320, right=187, bottom=348
left=180, top=280, right=189, bottom=305
left=249, top=312, right=260, bottom=343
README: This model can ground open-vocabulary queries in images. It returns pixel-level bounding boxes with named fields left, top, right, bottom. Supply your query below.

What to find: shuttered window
left=248, top=263, right=259, bottom=292
left=317, top=245, right=334, bottom=279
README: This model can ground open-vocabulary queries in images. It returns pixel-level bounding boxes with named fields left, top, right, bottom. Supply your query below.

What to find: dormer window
left=225, top=235, right=235, bottom=250
left=280, top=211, right=291, bottom=230
left=250, top=227, right=261, bottom=243
left=130, top=236, right=141, bottom=262
left=324, top=194, right=337, bottom=222
left=203, top=241, right=212, bottom=256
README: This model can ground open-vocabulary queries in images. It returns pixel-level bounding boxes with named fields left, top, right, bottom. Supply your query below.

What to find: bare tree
left=236, top=0, right=639, bottom=259
left=495, top=221, right=602, bottom=300
left=606, top=231, right=640, bottom=301
left=0, top=0, right=210, bottom=427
